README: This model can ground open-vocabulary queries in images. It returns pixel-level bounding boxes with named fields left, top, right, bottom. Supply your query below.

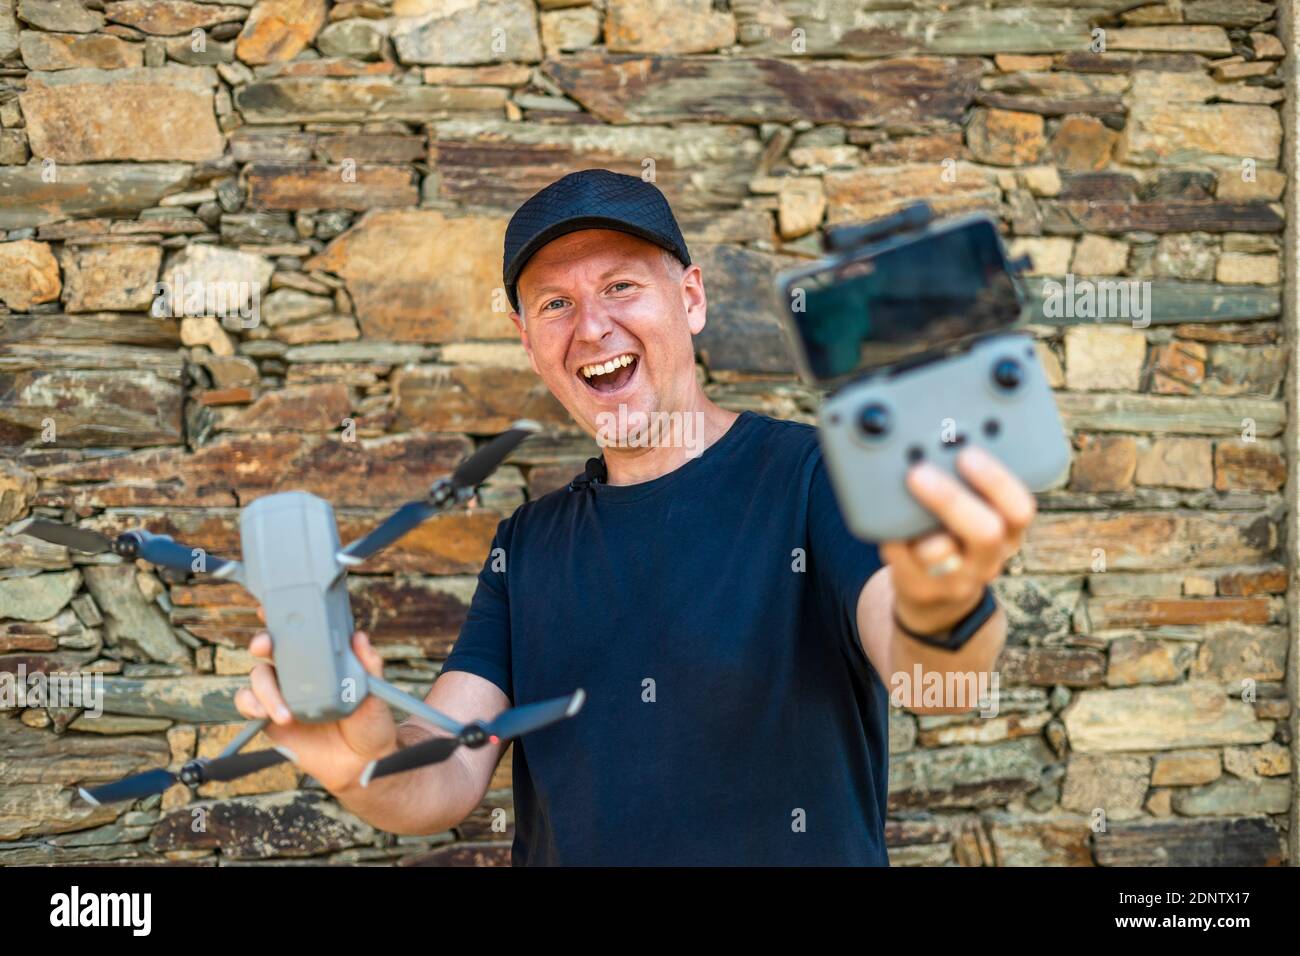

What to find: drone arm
left=14, top=518, right=242, bottom=580
left=366, top=676, right=465, bottom=736
left=217, top=718, right=269, bottom=759
left=210, top=558, right=246, bottom=586
left=127, top=531, right=242, bottom=579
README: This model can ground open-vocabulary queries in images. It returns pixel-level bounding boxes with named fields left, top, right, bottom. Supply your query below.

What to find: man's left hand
left=880, top=445, right=1038, bottom=635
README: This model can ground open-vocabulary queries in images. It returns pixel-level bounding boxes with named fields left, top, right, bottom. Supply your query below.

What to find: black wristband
left=893, top=585, right=997, bottom=652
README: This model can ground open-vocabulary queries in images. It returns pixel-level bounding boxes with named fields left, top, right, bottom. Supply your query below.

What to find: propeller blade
left=360, top=736, right=461, bottom=786
left=360, top=689, right=584, bottom=786
left=13, top=519, right=234, bottom=577
left=13, top=518, right=114, bottom=554
left=78, top=748, right=291, bottom=805
left=486, top=689, right=586, bottom=743
left=78, top=768, right=177, bottom=806
left=451, top=420, right=540, bottom=490
left=339, top=422, right=540, bottom=566
left=337, top=500, right=439, bottom=564
left=201, top=748, right=292, bottom=782
left=134, top=535, right=234, bottom=576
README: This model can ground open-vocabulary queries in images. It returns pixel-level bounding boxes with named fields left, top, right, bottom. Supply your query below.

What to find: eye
left=541, top=298, right=568, bottom=312
left=608, top=281, right=635, bottom=294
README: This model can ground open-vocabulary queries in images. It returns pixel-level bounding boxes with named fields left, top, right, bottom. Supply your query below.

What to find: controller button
left=858, top=403, right=891, bottom=438
left=906, top=445, right=924, bottom=463
left=983, top=418, right=1000, bottom=438
left=941, top=433, right=967, bottom=451
left=993, top=358, right=1023, bottom=390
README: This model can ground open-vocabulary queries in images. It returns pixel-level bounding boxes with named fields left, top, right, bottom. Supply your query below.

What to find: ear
left=682, top=264, right=707, bottom=336
left=511, top=310, right=542, bottom=377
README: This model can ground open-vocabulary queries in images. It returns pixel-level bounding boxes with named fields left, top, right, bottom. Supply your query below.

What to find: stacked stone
left=0, top=0, right=1290, bottom=865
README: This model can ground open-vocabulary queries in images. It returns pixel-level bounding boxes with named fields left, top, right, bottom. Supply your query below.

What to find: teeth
left=581, top=354, right=635, bottom=379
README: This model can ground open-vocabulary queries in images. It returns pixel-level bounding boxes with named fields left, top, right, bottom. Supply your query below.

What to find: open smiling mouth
left=578, top=353, right=639, bottom=395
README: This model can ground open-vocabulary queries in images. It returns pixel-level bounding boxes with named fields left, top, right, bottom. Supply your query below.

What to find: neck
left=598, top=396, right=739, bottom=486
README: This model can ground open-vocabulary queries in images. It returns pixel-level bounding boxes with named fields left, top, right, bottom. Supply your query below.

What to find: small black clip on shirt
left=568, top=456, right=608, bottom=492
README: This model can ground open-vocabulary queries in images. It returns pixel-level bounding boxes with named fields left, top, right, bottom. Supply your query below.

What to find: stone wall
left=0, top=0, right=1293, bottom=865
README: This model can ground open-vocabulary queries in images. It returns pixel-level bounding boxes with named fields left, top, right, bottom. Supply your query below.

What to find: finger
left=353, top=630, right=384, bottom=679
left=882, top=538, right=988, bottom=629
left=905, top=463, right=1007, bottom=565
left=249, top=662, right=293, bottom=725
left=340, top=633, right=398, bottom=758
left=234, top=686, right=267, bottom=720
left=955, top=446, right=1037, bottom=536
left=249, top=631, right=273, bottom=660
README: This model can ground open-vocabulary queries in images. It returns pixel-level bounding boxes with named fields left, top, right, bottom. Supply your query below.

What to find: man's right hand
left=233, top=609, right=399, bottom=796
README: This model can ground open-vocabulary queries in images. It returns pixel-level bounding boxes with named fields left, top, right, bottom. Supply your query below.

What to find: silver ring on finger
left=925, top=553, right=963, bottom=577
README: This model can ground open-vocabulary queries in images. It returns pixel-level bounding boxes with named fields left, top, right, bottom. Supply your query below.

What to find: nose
left=572, top=294, right=617, bottom=344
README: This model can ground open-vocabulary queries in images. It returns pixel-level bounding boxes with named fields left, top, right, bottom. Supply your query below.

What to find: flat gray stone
left=0, top=164, right=193, bottom=230
left=1064, top=681, right=1274, bottom=752
left=234, top=77, right=506, bottom=124
left=1026, top=277, right=1280, bottom=325
left=0, top=0, right=18, bottom=58
left=736, top=0, right=1148, bottom=56
left=392, top=0, right=540, bottom=65
left=149, top=791, right=375, bottom=859
left=1095, top=817, right=1282, bottom=866
left=17, top=0, right=104, bottom=32
left=692, top=243, right=799, bottom=375
left=83, top=565, right=189, bottom=665
left=99, top=675, right=246, bottom=721
left=0, top=569, right=82, bottom=622
left=1172, top=776, right=1290, bottom=816
left=889, top=737, right=1047, bottom=809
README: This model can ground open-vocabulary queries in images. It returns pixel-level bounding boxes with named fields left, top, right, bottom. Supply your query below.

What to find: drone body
left=14, top=421, right=587, bottom=804
left=240, top=491, right=365, bottom=723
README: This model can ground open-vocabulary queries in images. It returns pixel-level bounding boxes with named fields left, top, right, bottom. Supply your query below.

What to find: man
left=236, top=169, right=1037, bottom=865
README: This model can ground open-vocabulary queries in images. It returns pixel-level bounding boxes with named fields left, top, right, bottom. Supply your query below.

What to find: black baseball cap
left=502, top=168, right=692, bottom=312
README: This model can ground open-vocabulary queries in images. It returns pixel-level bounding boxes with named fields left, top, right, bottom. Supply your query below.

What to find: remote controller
left=817, top=332, right=1070, bottom=542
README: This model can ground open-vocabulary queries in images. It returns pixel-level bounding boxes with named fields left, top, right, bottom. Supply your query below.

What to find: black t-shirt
left=442, top=410, right=889, bottom=865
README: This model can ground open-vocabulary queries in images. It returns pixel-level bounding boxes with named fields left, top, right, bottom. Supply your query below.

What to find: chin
left=583, top=394, right=662, bottom=449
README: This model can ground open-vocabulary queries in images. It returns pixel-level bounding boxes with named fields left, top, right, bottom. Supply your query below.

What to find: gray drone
left=15, top=421, right=585, bottom=805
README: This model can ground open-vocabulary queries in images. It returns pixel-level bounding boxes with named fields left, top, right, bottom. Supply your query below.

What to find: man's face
left=512, top=229, right=707, bottom=441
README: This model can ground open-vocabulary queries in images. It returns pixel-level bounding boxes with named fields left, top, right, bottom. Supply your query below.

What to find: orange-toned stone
left=1049, top=115, right=1118, bottom=171
left=198, top=387, right=257, bottom=406
left=966, top=108, right=1045, bottom=166
left=0, top=239, right=60, bottom=310
left=20, top=67, right=223, bottom=162
left=1214, top=441, right=1286, bottom=492
left=305, top=209, right=516, bottom=343
left=1069, top=434, right=1136, bottom=493
left=105, top=0, right=247, bottom=35
left=1217, top=566, right=1288, bottom=597
left=235, top=0, right=325, bottom=64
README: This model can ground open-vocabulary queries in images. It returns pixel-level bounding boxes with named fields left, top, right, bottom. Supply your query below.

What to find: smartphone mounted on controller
left=777, top=202, right=1071, bottom=542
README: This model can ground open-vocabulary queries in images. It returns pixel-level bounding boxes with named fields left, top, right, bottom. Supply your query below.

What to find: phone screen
left=784, top=218, right=1023, bottom=386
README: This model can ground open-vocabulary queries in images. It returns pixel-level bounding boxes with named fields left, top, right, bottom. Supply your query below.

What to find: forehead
left=518, top=229, right=663, bottom=295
